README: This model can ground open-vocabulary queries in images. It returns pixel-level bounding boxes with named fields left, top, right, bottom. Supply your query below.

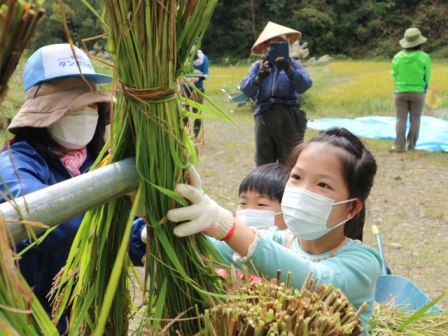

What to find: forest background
left=30, top=0, right=448, bottom=62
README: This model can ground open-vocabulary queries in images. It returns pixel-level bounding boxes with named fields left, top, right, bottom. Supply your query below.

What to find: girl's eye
left=317, top=182, right=331, bottom=189
left=258, top=203, right=268, bottom=207
left=291, top=174, right=301, bottom=181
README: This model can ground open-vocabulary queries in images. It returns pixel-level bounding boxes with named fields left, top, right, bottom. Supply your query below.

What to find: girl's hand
left=167, top=166, right=234, bottom=240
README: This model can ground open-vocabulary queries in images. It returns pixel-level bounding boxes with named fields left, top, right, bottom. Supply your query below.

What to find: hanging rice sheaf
left=52, top=0, right=235, bottom=335
left=0, top=0, right=45, bottom=103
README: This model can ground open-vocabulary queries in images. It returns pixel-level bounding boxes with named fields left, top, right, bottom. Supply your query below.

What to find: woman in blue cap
left=0, top=44, right=147, bottom=333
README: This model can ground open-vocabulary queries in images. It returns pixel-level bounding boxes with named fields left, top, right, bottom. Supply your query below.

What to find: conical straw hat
left=251, top=21, right=302, bottom=55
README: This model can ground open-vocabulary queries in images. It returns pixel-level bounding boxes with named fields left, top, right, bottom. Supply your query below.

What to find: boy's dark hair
left=239, top=163, right=291, bottom=203
left=286, top=127, right=377, bottom=241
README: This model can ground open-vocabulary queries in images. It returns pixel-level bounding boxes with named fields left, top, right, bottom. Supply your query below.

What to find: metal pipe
left=1, top=157, right=138, bottom=244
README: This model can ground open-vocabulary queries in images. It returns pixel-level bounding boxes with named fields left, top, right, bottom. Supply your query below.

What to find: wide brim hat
left=23, top=43, right=112, bottom=92
left=8, top=77, right=112, bottom=135
left=251, top=21, right=302, bottom=55
left=399, top=28, right=427, bottom=48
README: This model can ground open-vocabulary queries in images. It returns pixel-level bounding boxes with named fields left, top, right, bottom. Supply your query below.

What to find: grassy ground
left=2, top=57, right=448, bottom=317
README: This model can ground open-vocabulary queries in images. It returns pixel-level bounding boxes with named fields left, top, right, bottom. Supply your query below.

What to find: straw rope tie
left=120, top=81, right=176, bottom=102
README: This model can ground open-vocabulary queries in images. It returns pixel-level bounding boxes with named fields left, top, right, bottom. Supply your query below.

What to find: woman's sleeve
left=240, top=61, right=262, bottom=99
left=391, top=57, right=397, bottom=78
left=0, top=154, right=51, bottom=199
left=129, top=217, right=147, bottom=266
left=289, top=60, right=313, bottom=94
left=202, top=55, right=209, bottom=77
left=2, top=156, right=84, bottom=253
left=424, top=55, right=432, bottom=90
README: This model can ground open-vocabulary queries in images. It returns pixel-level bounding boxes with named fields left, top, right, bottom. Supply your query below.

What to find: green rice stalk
left=51, top=0, right=235, bottom=335
left=0, top=0, right=45, bottom=101
left=0, top=217, right=58, bottom=335
left=368, top=296, right=448, bottom=335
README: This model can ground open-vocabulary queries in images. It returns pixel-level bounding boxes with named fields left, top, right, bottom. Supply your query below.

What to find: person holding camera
left=240, top=21, right=312, bottom=167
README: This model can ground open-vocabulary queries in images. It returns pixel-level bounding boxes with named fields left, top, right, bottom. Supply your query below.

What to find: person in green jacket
left=391, top=28, right=432, bottom=152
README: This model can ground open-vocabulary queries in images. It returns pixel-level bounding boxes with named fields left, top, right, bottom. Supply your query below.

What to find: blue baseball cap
left=23, top=44, right=112, bottom=92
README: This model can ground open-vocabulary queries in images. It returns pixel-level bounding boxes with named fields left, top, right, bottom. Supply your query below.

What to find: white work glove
left=167, top=166, right=234, bottom=240
left=141, top=226, right=147, bottom=242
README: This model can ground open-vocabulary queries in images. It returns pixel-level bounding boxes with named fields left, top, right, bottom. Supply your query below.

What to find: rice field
left=204, top=60, right=448, bottom=120
left=2, top=58, right=447, bottom=129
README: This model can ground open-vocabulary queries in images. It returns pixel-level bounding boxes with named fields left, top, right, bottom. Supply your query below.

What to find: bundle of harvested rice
left=52, top=0, right=234, bottom=335
left=0, top=0, right=45, bottom=102
left=199, top=271, right=366, bottom=336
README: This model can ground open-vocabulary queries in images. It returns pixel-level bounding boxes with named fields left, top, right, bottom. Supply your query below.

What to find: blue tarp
left=307, top=116, right=448, bottom=152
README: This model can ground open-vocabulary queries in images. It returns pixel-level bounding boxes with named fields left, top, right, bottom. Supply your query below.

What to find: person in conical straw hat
left=241, top=21, right=312, bottom=167
left=251, top=21, right=302, bottom=55
left=391, top=28, right=431, bottom=153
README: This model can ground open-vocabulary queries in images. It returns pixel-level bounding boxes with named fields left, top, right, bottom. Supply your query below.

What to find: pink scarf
left=56, top=147, right=88, bottom=177
left=192, top=50, right=204, bottom=66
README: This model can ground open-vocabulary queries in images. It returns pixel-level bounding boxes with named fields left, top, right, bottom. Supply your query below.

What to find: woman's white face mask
left=49, top=106, right=99, bottom=150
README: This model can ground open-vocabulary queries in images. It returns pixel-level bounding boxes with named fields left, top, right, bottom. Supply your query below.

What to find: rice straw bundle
left=52, top=0, right=235, bottom=335
left=0, top=217, right=58, bottom=335
left=0, top=0, right=45, bottom=102
left=199, top=270, right=365, bottom=336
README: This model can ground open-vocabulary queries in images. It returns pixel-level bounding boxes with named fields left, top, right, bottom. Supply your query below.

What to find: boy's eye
left=258, top=203, right=268, bottom=207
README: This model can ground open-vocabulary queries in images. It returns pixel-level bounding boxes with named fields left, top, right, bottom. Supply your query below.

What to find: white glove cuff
left=141, top=226, right=147, bottom=242
left=215, top=208, right=235, bottom=241
left=203, top=207, right=235, bottom=241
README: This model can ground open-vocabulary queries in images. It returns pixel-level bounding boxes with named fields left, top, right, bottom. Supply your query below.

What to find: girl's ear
left=346, top=199, right=363, bottom=219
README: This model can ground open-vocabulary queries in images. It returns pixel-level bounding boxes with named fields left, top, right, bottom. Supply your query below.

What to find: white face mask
left=49, top=106, right=99, bottom=150
left=281, top=186, right=356, bottom=240
left=236, top=209, right=282, bottom=230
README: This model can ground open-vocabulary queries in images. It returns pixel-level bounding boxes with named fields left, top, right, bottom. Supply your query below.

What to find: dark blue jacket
left=0, top=140, right=146, bottom=303
left=240, top=57, right=312, bottom=115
